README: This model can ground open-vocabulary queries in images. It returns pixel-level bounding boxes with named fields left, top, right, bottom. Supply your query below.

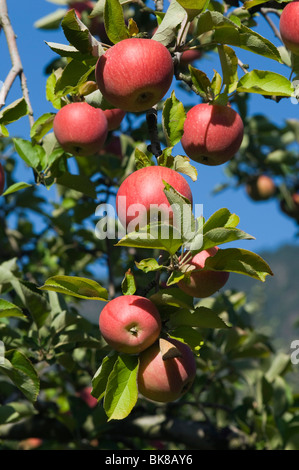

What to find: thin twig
left=0, top=0, right=34, bottom=126
left=260, top=7, right=282, bottom=42
left=146, top=106, right=162, bottom=158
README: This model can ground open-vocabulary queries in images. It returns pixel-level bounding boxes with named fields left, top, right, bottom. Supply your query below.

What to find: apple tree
left=0, top=0, right=299, bottom=451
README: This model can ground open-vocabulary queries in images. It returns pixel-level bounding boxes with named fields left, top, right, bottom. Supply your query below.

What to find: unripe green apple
left=95, top=38, right=174, bottom=112
left=116, top=165, right=193, bottom=231
left=99, top=295, right=162, bottom=354
left=280, top=1, right=299, bottom=56
left=246, top=175, right=276, bottom=201
left=103, top=108, right=126, bottom=131
left=178, top=246, right=229, bottom=298
left=53, top=102, right=108, bottom=156
left=181, top=103, right=244, bottom=166
left=138, top=338, right=196, bottom=403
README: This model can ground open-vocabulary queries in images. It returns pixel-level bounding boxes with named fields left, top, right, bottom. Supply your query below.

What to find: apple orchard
left=1, top=0, right=299, bottom=451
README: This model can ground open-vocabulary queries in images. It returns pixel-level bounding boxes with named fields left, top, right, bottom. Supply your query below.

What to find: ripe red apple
left=280, top=192, right=299, bottom=220
left=180, top=49, right=202, bottom=65
left=178, top=246, right=230, bottom=298
left=137, top=338, right=196, bottom=403
left=103, top=108, right=126, bottom=131
left=116, top=165, right=193, bottom=231
left=53, top=102, right=108, bottom=156
left=280, top=1, right=299, bottom=55
left=181, top=103, right=244, bottom=166
left=99, top=295, right=162, bottom=354
left=78, top=386, right=98, bottom=408
left=95, top=38, right=174, bottom=113
left=100, top=135, right=123, bottom=159
left=0, top=163, right=5, bottom=195
left=246, top=175, right=276, bottom=201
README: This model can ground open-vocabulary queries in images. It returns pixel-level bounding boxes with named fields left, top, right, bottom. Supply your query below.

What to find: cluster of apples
left=52, top=35, right=246, bottom=167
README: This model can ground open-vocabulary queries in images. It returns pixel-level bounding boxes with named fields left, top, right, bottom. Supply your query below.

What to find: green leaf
left=116, top=222, right=183, bottom=256
left=56, top=172, right=97, bottom=198
left=217, top=45, right=239, bottom=94
left=0, top=402, right=36, bottom=425
left=34, top=8, right=66, bottom=30
left=0, top=98, right=29, bottom=128
left=54, top=60, right=95, bottom=98
left=196, top=10, right=281, bottom=62
left=167, top=306, right=231, bottom=329
left=173, top=155, right=198, bottom=182
left=203, top=247, right=274, bottom=281
left=0, top=350, right=40, bottom=402
left=135, top=258, right=165, bottom=273
left=39, top=275, right=109, bottom=301
left=11, top=280, right=51, bottom=328
left=152, top=0, right=188, bottom=47
left=150, top=287, right=194, bottom=310
left=162, top=91, right=186, bottom=147
left=92, top=352, right=119, bottom=401
left=188, top=65, right=212, bottom=97
left=61, top=9, right=99, bottom=56
left=121, top=269, right=137, bottom=295
left=46, top=41, right=97, bottom=61
left=2, top=182, right=32, bottom=196
left=13, top=138, right=45, bottom=170
left=30, top=113, right=55, bottom=143
left=176, top=0, right=206, bottom=19
left=203, top=208, right=240, bottom=233
left=0, top=299, right=26, bottom=319
left=169, top=326, right=204, bottom=354
left=103, top=354, right=139, bottom=421
left=134, top=147, right=153, bottom=170
left=104, top=0, right=129, bottom=44
left=237, top=70, right=294, bottom=97
left=201, top=226, right=255, bottom=251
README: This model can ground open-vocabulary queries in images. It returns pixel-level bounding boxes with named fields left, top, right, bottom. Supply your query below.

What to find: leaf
left=0, top=350, right=40, bottom=402
left=61, top=9, right=99, bottom=56
left=152, top=0, right=188, bottom=47
left=237, top=70, right=294, bottom=97
left=173, top=155, right=198, bottom=182
left=159, top=337, right=182, bottom=359
left=121, top=269, right=136, bottom=295
left=30, top=113, right=55, bottom=143
left=46, top=41, right=96, bottom=61
left=169, top=326, right=204, bottom=354
left=91, top=352, right=119, bottom=401
left=56, top=172, right=97, bottom=198
left=2, top=182, right=32, bottom=196
left=201, top=226, right=255, bottom=251
left=104, top=0, right=129, bottom=44
left=203, top=247, right=274, bottom=281
left=103, top=354, right=139, bottom=421
left=217, top=45, right=239, bottom=94
left=0, top=98, right=29, bottom=127
left=54, top=60, right=95, bottom=98
left=150, top=287, right=194, bottom=310
left=0, top=402, right=36, bottom=425
left=34, top=8, right=66, bottom=30
left=39, top=275, right=109, bottom=301
left=135, top=258, right=164, bottom=273
left=203, top=208, right=240, bottom=233
left=13, top=138, right=45, bottom=170
left=134, top=147, right=153, bottom=170
left=0, top=299, right=26, bottom=319
left=196, top=10, right=281, bottom=62
left=175, top=0, right=206, bottom=20
left=162, top=91, right=186, bottom=147
left=11, top=280, right=51, bottom=328
left=116, top=222, right=183, bottom=256
left=167, top=306, right=231, bottom=329
left=188, top=65, right=212, bottom=97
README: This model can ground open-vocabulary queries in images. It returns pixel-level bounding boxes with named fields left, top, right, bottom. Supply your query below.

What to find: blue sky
left=1, top=0, right=299, bottom=256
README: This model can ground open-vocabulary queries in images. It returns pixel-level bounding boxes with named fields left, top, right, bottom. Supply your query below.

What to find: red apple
left=0, top=163, right=5, bottom=195
left=180, top=49, right=202, bottom=65
left=116, top=165, right=193, bottom=231
left=280, top=1, right=299, bottom=55
left=53, top=102, right=108, bottom=156
left=100, top=135, right=123, bottom=159
left=280, top=192, right=299, bottom=219
left=95, top=38, right=174, bottom=113
left=69, top=1, right=94, bottom=17
left=78, top=386, right=98, bottom=408
left=103, top=108, right=126, bottom=131
left=137, top=338, right=196, bottom=403
left=246, top=175, right=276, bottom=201
left=181, top=103, right=244, bottom=166
left=99, top=295, right=162, bottom=354
left=178, top=246, right=229, bottom=298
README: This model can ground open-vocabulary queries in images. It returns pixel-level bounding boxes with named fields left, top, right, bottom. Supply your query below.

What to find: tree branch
left=0, top=0, right=34, bottom=126
left=146, top=106, right=162, bottom=158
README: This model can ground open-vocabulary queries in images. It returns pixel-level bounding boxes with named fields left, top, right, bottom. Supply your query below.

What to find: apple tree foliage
left=0, top=0, right=299, bottom=450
